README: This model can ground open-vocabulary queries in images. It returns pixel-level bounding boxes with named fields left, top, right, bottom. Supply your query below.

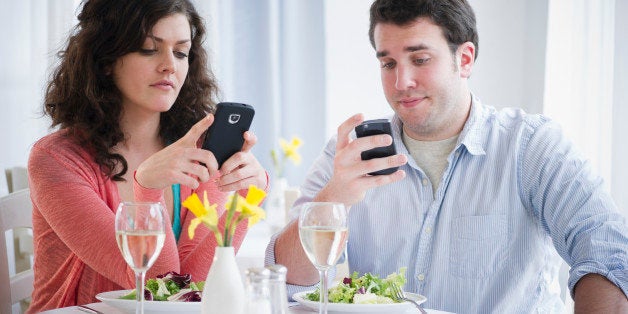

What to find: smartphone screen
left=201, top=102, right=255, bottom=167
left=354, top=119, right=398, bottom=175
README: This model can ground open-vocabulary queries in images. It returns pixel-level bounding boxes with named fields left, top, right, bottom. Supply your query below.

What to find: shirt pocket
left=449, top=214, right=508, bottom=278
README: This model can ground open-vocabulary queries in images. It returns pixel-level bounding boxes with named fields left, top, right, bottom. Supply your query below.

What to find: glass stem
left=319, top=269, right=328, bottom=314
left=136, top=270, right=145, bottom=314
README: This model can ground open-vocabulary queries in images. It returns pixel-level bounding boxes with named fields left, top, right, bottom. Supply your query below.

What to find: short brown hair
left=368, top=0, right=479, bottom=60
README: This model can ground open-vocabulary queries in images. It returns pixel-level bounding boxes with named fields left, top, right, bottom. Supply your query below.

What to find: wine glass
left=298, top=202, right=348, bottom=314
left=115, top=202, right=167, bottom=314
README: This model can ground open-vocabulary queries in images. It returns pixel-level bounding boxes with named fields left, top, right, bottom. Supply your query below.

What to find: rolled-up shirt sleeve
left=519, top=118, right=628, bottom=298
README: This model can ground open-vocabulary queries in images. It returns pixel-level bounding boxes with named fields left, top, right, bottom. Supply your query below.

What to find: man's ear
left=457, top=42, right=475, bottom=78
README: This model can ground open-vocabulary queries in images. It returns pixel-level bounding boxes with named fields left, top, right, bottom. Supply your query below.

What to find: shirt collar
left=390, top=93, right=488, bottom=157
left=457, top=94, right=487, bottom=156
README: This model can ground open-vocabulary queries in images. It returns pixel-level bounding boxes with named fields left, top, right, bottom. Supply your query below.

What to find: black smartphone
left=202, top=102, right=255, bottom=167
left=354, top=119, right=398, bottom=175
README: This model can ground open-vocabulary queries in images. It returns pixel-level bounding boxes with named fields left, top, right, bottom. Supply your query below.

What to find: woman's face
left=112, top=13, right=191, bottom=117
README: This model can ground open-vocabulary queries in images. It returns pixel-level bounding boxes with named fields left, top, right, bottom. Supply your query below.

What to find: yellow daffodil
left=279, top=137, right=302, bottom=165
left=226, top=185, right=267, bottom=228
left=183, top=185, right=266, bottom=246
left=271, top=135, right=303, bottom=177
left=182, top=192, right=221, bottom=243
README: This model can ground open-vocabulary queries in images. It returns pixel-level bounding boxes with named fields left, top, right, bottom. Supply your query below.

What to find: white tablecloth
left=42, top=302, right=454, bottom=314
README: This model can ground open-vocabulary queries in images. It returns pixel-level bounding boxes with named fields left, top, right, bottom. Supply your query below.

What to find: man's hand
left=314, top=113, right=407, bottom=205
left=275, top=113, right=408, bottom=286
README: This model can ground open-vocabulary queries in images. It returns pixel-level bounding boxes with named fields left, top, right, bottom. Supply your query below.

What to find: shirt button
left=421, top=178, right=428, bottom=186
left=425, top=227, right=432, bottom=234
left=417, top=274, right=425, bottom=281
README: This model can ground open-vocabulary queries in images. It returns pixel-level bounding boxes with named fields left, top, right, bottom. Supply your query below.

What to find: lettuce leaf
left=119, top=272, right=205, bottom=302
left=305, top=267, right=407, bottom=304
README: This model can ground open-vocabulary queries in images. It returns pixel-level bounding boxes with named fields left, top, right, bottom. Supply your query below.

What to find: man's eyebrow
left=376, top=44, right=430, bottom=58
left=406, top=44, right=429, bottom=52
left=147, top=35, right=191, bottom=45
left=376, top=50, right=388, bottom=58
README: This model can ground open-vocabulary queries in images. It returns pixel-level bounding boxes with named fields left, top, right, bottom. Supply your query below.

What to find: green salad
left=305, top=267, right=407, bottom=304
left=119, top=272, right=204, bottom=302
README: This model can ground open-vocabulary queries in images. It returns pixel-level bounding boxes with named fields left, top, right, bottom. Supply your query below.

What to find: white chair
left=4, top=166, right=33, bottom=295
left=5, top=166, right=29, bottom=193
left=0, top=189, right=34, bottom=314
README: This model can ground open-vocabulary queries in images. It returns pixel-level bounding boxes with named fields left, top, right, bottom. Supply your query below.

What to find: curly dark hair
left=45, top=0, right=219, bottom=181
left=368, top=0, right=479, bottom=60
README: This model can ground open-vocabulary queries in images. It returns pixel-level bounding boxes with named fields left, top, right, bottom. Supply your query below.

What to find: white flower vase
left=201, top=246, right=245, bottom=314
left=266, top=177, right=288, bottom=232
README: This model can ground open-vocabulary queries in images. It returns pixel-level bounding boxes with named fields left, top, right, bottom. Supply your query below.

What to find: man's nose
left=395, top=65, right=416, bottom=90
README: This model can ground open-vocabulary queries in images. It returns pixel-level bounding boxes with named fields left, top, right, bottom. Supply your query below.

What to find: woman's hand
left=135, top=115, right=219, bottom=190
left=216, top=131, right=268, bottom=192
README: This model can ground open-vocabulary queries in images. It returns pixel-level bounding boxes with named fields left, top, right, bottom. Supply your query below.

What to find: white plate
left=95, top=290, right=200, bottom=314
left=293, top=290, right=427, bottom=313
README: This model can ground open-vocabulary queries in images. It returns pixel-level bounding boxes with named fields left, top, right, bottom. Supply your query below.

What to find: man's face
left=374, top=18, right=473, bottom=141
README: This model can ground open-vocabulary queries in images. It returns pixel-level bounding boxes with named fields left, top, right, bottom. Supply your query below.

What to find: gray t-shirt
left=402, top=131, right=458, bottom=194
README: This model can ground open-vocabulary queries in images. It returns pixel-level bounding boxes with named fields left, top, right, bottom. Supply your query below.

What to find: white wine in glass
left=115, top=202, right=166, bottom=314
left=298, top=202, right=348, bottom=314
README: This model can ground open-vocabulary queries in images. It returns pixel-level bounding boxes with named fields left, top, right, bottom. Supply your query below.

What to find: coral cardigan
left=26, top=130, right=247, bottom=312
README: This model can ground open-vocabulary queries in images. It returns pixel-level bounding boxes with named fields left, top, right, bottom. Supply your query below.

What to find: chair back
left=0, top=189, right=34, bottom=314
left=5, top=166, right=28, bottom=193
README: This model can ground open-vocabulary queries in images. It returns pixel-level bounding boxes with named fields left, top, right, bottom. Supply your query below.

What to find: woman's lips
left=150, top=80, right=174, bottom=91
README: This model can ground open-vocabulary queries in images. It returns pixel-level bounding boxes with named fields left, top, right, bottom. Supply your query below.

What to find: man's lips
left=397, top=97, right=426, bottom=108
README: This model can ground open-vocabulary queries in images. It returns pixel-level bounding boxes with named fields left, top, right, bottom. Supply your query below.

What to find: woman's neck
left=116, top=106, right=163, bottom=152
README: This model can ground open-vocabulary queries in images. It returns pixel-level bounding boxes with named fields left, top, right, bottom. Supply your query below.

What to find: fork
left=391, top=284, right=428, bottom=314
left=77, top=305, right=104, bottom=314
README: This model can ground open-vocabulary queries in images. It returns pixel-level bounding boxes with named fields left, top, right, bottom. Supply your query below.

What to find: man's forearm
left=574, top=273, right=627, bottom=313
left=275, top=220, right=320, bottom=285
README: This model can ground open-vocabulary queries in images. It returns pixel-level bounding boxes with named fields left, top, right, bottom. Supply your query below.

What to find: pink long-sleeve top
left=26, top=130, right=248, bottom=312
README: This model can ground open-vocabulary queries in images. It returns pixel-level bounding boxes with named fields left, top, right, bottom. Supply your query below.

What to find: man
left=266, top=0, right=628, bottom=312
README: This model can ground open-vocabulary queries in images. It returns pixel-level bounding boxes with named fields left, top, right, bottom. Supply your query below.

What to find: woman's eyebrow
left=147, top=35, right=190, bottom=45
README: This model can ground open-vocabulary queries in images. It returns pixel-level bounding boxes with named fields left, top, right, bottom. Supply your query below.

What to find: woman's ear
left=457, top=41, right=475, bottom=78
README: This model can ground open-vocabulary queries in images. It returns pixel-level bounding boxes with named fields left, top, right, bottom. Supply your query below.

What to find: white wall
left=323, top=0, right=391, bottom=140
left=470, top=0, right=548, bottom=113
left=612, top=0, right=628, bottom=215
left=0, top=1, right=76, bottom=173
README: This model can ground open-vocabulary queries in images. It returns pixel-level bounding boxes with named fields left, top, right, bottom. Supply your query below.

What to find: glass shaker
left=245, top=267, right=272, bottom=314
left=266, top=264, right=289, bottom=314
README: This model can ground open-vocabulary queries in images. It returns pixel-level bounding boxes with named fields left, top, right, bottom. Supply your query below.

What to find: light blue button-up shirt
left=265, top=97, right=628, bottom=313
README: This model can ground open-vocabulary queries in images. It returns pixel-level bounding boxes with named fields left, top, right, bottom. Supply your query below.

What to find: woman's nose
left=159, top=52, right=176, bottom=73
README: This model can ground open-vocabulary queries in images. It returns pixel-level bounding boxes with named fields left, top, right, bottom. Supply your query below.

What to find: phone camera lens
left=228, top=114, right=241, bottom=124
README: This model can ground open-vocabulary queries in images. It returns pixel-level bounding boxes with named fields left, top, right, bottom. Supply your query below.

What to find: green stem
left=223, top=197, right=237, bottom=246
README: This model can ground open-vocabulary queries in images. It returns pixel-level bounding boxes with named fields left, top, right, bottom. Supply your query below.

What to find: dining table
left=41, top=302, right=455, bottom=314
left=40, top=223, right=455, bottom=314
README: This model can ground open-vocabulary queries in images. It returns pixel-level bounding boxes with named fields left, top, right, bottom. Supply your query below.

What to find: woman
left=26, top=0, right=268, bottom=311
